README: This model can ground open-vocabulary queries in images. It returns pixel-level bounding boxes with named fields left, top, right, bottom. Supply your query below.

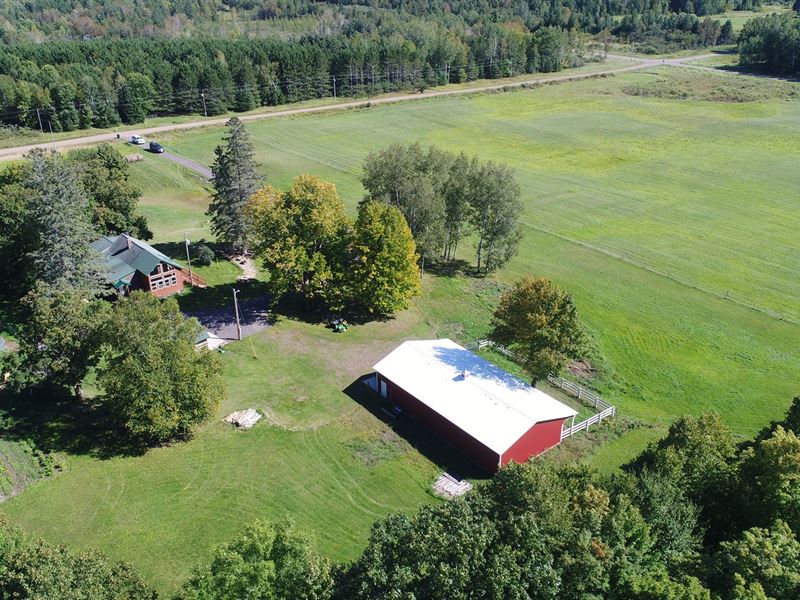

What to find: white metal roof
left=373, top=339, right=577, bottom=455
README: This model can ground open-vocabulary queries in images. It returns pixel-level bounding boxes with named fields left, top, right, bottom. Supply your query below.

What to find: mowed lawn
left=158, top=67, right=799, bottom=432
left=2, top=314, right=443, bottom=593
left=2, top=67, right=799, bottom=594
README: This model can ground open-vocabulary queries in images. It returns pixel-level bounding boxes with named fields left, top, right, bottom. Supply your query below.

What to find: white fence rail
left=475, top=339, right=616, bottom=441
left=547, top=375, right=615, bottom=413
left=560, top=406, right=616, bottom=440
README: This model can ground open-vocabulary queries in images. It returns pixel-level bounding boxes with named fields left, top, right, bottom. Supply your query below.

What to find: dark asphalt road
left=161, top=151, right=213, bottom=180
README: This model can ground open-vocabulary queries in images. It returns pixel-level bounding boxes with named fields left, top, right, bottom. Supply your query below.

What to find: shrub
left=193, top=243, right=216, bottom=266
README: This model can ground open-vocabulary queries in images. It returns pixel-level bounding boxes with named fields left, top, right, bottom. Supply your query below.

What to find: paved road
left=162, top=151, right=213, bottom=180
left=0, top=53, right=722, bottom=161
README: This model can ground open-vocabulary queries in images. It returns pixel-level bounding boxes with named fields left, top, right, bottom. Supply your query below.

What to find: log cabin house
left=91, top=234, right=206, bottom=298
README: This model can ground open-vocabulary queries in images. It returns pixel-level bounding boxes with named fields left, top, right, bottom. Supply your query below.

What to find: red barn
left=373, top=339, right=577, bottom=473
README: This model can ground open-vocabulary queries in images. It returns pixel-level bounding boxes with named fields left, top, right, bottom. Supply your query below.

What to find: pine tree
left=207, top=117, right=260, bottom=254
left=26, top=149, right=102, bottom=295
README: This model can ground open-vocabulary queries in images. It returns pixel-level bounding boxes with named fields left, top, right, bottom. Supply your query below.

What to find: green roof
left=91, top=234, right=185, bottom=288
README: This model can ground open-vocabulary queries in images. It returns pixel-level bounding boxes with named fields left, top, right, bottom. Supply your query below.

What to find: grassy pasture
left=714, top=3, right=793, bottom=31
left=154, top=66, right=799, bottom=430
left=2, top=66, right=799, bottom=593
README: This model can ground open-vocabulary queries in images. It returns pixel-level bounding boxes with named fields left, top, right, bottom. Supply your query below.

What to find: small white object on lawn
left=223, top=409, right=262, bottom=429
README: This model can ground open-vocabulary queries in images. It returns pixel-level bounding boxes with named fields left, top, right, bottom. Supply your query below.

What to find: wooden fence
left=475, top=340, right=616, bottom=440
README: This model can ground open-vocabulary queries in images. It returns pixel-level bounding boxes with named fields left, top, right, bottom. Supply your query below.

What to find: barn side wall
left=501, top=418, right=567, bottom=467
left=376, top=373, right=500, bottom=473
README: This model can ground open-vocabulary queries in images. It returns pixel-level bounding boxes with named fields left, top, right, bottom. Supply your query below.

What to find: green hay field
left=2, top=66, right=799, bottom=594
left=154, top=66, right=799, bottom=432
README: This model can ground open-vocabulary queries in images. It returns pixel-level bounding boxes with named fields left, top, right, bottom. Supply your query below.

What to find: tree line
left=738, top=12, right=800, bottom=76
left=0, top=27, right=585, bottom=133
left=0, top=0, right=779, bottom=42
left=5, top=396, right=800, bottom=598
left=0, top=0, right=777, bottom=131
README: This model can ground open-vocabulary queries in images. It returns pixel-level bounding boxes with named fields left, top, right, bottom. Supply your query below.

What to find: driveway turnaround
left=185, top=296, right=270, bottom=341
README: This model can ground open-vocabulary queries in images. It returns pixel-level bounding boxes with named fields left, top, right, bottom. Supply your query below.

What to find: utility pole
left=48, top=120, right=55, bottom=147
left=36, top=108, right=44, bottom=134
left=232, top=288, right=242, bottom=341
left=184, top=233, right=193, bottom=288
left=332, top=75, right=336, bottom=99
left=201, top=92, right=208, bottom=118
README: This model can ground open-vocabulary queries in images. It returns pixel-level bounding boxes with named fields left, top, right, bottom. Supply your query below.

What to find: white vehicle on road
left=130, top=134, right=145, bottom=145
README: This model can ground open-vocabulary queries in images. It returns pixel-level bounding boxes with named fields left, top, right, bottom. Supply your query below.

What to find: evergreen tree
left=117, top=73, right=155, bottom=124
left=351, top=201, right=421, bottom=315
left=207, top=117, right=260, bottom=253
left=719, top=20, right=734, bottom=45
left=489, top=277, right=587, bottom=385
left=25, top=150, right=102, bottom=295
left=0, top=164, right=35, bottom=295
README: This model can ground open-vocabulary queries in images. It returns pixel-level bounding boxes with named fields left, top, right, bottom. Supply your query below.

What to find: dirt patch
left=569, top=359, right=598, bottom=380
left=231, top=255, right=258, bottom=280
left=0, top=337, right=18, bottom=353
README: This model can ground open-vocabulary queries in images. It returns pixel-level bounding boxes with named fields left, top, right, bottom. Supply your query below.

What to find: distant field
left=715, top=3, right=792, bottom=31
left=3, top=66, right=799, bottom=594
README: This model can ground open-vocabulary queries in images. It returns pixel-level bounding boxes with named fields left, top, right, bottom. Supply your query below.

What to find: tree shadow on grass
left=423, top=258, right=476, bottom=278
left=176, top=278, right=271, bottom=313
left=343, top=376, right=489, bottom=480
left=0, top=387, right=146, bottom=460
left=150, top=240, right=226, bottom=263
left=268, top=292, right=395, bottom=328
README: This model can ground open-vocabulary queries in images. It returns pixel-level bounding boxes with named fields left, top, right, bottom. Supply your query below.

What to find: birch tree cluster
left=361, top=143, right=523, bottom=274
